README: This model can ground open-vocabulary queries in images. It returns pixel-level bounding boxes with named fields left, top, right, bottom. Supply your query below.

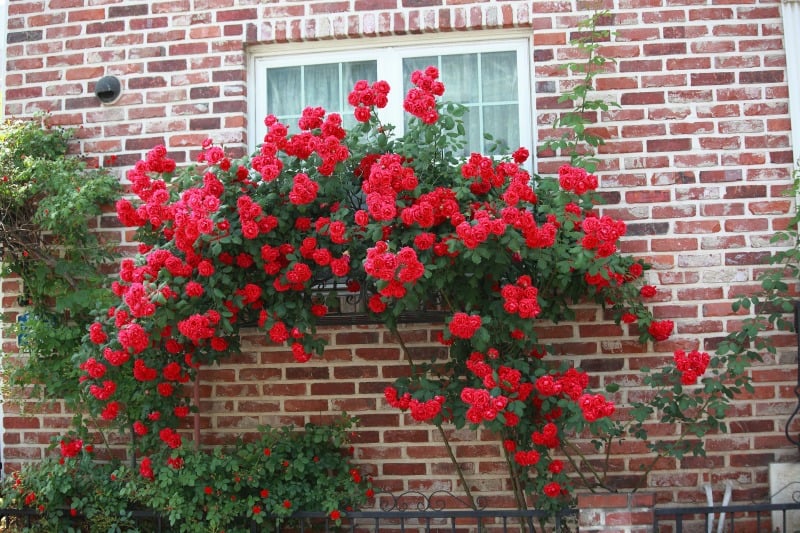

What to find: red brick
left=740, top=38, right=784, bottom=52
left=579, top=493, right=629, bottom=509
left=4, top=447, right=43, bottom=460
left=646, top=138, right=691, bottom=152
left=625, top=190, right=670, bottom=203
left=690, top=7, right=733, bottom=20
left=643, top=42, right=687, bottom=56
left=691, top=40, right=736, bottom=54
left=650, top=238, right=699, bottom=252
left=730, top=453, right=774, bottom=468
left=641, top=74, right=687, bottom=88
left=691, top=72, right=735, bottom=86
left=283, top=399, right=328, bottom=412
left=67, top=8, right=105, bottom=21
left=749, top=200, right=791, bottom=215
left=740, top=70, right=784, bottom=84
left=4, top=416, right=41, bottom=429
left=331, top=397, right=376, bottom=411
left=5, top=86, right=42, bottom=100
left=701, top=235, right=747, bottom=250
left=674, top=153, right=720, bottom=168
left=621, top=124, right=666, bottom=138
left=724, top=185, right=767, bottom=199
left=621, top=91, right=665, bottom=105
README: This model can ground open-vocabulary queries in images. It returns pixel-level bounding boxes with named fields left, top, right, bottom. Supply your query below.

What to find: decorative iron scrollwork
left=309, top=276, right=447, bottom=326
left=373, top=489, right=486, bottom=512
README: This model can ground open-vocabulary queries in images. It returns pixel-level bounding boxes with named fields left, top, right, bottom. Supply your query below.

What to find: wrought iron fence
left=0, top=490, right=578, bottom=532
left=653, top=500, right=800, bottom=533
left=0, top=508, right=577, bottom=533
left=10, top=492, right=800, bottom=532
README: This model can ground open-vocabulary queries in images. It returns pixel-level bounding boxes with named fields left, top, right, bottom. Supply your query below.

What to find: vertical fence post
left=577, top=493, right=655, bottom=532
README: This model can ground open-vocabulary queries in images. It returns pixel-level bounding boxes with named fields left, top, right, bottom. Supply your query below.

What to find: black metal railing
left=654, top=500, right=800, bottom=532
left=0, top=490, right=578, bottom=532
left=0, top=508, right=577, bottom=533
left=8, top=498, right=800, bottom=532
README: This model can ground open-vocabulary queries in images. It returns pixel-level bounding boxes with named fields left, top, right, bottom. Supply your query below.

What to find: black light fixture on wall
left=94, top=75, right=121, bottom=104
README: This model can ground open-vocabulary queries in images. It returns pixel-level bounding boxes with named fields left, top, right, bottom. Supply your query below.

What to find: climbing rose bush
left=70, top=65, right=733, bottom=511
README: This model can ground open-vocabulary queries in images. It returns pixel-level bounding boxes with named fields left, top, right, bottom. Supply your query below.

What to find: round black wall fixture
left=95, top=75, right=121, bottom=104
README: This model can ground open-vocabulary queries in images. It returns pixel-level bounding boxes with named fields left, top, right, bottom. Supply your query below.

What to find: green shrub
left=0, top=114, right=121, bottom=404
left=1, top=418, right=371, bottom=533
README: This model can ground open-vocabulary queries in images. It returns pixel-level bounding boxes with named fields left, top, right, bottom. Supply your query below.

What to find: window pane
left=267, top=66, right=302, bottom=117
left=441, top=54, right=478, bottom=103
left=267, top=60, right=377, bottom=130
left=481, top=51, right=518, bottom=103
left=252, top=41, right=529, bottom=159
left=341, top=61, right=378, bottom=128
left=483, top=104, right=519, bottom=152
left=401, top=51, right=520, bottom=155
left=462, top=107, right=481, bottom=156
left=342, top=61, right=378, bottom=97
left=402, top=56, right=437, bottom=92
left=305, top=63, right=340, bottom=111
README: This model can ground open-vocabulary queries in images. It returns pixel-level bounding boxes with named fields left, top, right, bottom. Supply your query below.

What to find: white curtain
left=266, top=61, right=377, bottom=130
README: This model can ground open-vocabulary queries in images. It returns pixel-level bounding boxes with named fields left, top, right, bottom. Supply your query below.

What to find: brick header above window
left=249, top=2, right=533, bottom=43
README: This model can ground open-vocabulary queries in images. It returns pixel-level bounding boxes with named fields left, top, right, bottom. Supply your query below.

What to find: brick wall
left=3, top=0, right=798, bottom=510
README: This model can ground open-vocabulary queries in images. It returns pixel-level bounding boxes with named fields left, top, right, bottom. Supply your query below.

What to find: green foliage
left=0, top=450, right=138, bottom=533
left=538, top=10, right=619, bottom=172
left=585, top=165, right=800, bottom=491
left=714, top=165, right=800, bottom=386
left=0, top=115, right=121, bottom=404
left=138, top=418, right=369, bottom=532
left=1, top=418, right=370, bottom=532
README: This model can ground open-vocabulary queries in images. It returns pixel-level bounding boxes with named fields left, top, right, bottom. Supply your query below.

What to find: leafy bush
left=0, top=115, right=121, bottom=403
left=1, top=418, right=370, bottom=532
left=0, top=449, right=138, bottom=532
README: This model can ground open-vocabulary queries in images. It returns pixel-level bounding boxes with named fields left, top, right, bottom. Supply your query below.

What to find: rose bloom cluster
left=581, top=214, right=627, bottom=258
left=384, top=386, right=445, bottom=422
left=348, top=79, right=390, bottom=123
left=673, top=349, right=711, bottom=385
left=363, top=241, right=425, bottom=301
left=501, top=275, right=542, bottom=319
left=403, top=65, right=444, bottom=124
left=59, top=438, right=83, bottom=459
left=464, top=351, right=533, bottom=427
left=557, top=164, right=599, bottom=195
left=447, top=312, right=483, bottom=340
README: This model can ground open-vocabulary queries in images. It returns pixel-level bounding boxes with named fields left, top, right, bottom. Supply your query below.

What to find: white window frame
left=782, top=0, right=800, bottom=166
left=247, top=33, right=534, bottom=158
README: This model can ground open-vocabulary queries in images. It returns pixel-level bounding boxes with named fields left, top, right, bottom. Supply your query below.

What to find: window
left=249, top=37, right=533, bottom=157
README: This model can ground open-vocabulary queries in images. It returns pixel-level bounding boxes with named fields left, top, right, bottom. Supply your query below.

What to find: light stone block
left=769, top=463, right=800, bottom=533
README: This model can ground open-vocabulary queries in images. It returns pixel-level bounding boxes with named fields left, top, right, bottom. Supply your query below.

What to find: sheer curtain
left=266, top=61, right=377, bottom=130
